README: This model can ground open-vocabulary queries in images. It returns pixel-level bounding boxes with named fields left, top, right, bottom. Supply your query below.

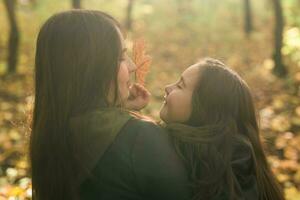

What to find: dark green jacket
left=69, top=108, right=192, bottom=200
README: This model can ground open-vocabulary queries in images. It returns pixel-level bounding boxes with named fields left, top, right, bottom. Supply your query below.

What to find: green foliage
left=284, top=0, right=300, bottom=27
left=283, top=27, right=300, bottom=65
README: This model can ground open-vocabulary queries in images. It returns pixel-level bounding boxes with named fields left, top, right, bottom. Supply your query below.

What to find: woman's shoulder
left=120, top=118, right=185, bottom=172
left=121, top=118, right=192, bottom=199
left=123, top=117, right=162, bottom=132
left=120, top=117, right=169, bottom=145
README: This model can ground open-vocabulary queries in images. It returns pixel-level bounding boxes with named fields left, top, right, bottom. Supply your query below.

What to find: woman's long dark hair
left=30, top=10, right=123, bottom=200
left=167, top=58, right=284, bottom=200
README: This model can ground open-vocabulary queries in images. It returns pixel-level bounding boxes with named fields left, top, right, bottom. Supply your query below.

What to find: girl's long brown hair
left=167, top=58, right=284, bottom=200
left=30, top=10, right=122, bottom=200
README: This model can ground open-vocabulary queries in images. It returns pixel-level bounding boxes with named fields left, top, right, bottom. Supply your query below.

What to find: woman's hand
left=124, top=83, right=151, bottom=111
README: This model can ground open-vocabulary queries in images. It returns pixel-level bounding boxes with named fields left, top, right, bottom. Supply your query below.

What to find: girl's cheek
left=167, top=94, right=176, bottom=111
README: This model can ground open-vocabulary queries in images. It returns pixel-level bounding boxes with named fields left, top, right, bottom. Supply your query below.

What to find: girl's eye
left=176, top=79, right=185, bottom=88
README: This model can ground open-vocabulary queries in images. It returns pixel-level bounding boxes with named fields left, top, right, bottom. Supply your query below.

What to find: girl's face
left=108, top=28, right=136, bottom=104
left=160, top=63, right=200, bottom=123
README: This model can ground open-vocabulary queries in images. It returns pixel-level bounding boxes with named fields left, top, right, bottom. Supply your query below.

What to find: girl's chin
left=159, top=102, right=166, bottom=112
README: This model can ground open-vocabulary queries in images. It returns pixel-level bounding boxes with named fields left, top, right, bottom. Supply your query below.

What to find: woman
left=30, top=10, right=191, bottom=200
left=160, top=58, right=284, bottom=200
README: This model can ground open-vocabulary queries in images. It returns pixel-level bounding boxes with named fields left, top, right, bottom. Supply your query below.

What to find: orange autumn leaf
left=132, top=38, right=152, bottom=86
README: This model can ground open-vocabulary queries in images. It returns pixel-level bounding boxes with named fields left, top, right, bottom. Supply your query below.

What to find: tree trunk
left=271, top=0, right=287, bottom=77
left=244, top=0, right=253, bottom=36
left=3, top=0, right=20, bottom=74
left=72, top=0, right=81, bottom=9
left=125, top=0, right=134, bottom=30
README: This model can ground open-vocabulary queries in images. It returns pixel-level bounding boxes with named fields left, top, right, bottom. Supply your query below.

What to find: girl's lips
left=163, top=95, right=167, bottom=104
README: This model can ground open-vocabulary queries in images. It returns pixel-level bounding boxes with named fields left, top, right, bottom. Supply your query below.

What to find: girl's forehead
left=182, top=64, right=200, bottom=87
left=182, top=63, right=200, bottom=77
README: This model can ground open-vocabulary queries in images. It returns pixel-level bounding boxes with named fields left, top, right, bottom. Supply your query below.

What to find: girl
left=30, top=10, right=191, bottom=200
left=160, top=58, right=284, bottom=200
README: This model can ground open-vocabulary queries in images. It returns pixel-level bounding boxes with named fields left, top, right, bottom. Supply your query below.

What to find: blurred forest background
left=0, top=0, right=300, bottom=199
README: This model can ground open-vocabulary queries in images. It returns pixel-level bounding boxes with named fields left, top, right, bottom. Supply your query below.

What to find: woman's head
left=35, top=10, right=135, bottom=115
left=31, top=10, right=135, bottom=199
